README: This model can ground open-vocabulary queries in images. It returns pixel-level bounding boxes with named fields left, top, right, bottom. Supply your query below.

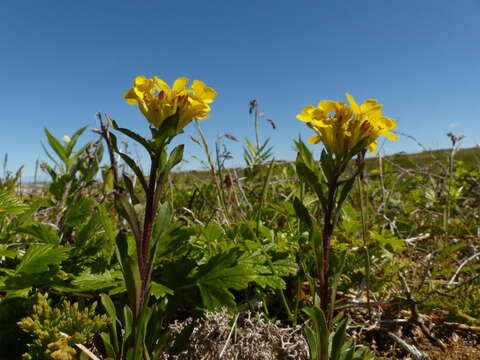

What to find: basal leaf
left=149, top=281, right=174, bottom=300
left=16, top=244, right=67, bottom=275
left=71, top=270, right=123, bottom=291
left=17, top=222, right=60, bottom=245
left=0, top=190, right=29, bottom=216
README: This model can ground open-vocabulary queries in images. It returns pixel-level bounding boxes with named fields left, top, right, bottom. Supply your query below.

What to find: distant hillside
left=365, top=146, right=480, bottom=171
left=175, top=147, right=480, bottom=180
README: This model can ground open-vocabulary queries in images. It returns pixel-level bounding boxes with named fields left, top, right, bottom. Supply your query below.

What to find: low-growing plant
left=17, top=293, right=109, bottom=360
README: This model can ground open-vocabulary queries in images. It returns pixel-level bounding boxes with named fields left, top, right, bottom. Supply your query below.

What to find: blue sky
left=2, top=0, right=480, bottom=178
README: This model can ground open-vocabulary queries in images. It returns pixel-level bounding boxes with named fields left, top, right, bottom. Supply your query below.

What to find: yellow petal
left=346, top=93, right=360, bottom=114
left=133, top=76, right=154, bottom=93
left=367, top=141, right=378, bottom=154
left=191, top=79, right=205, bottom=92
left=360, top=100, right=382, bottom=115
left=318, top=100, right=337, bottom=115
left=192, top=80, right=217, bottom=103
left=296, top=105, right=315, bottom=122
left=154, top=77, right=171, bottom=94
left=173, top=77, right=189, bottom=95
left=381, top=131, right=398, bottom=141
left=123, top=88, right=139, bottom=103
left=134, top=76, right=149, bottom=86
left=308, top=135, right=322, bottom=144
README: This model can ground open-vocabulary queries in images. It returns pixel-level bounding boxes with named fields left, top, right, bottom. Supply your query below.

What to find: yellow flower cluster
left=124, top=76, right=217, bottom=131
left=297, top=94, right=397, bottom=156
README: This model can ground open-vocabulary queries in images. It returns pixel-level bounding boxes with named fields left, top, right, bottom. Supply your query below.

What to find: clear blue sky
left=2, top=0, right=480, bottom=178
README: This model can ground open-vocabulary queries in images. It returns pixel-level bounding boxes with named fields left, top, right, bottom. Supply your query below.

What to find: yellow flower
left=124, top=76, right=217, bottom=131
left=345, top=94, right=397, bottom=153
left=297, top=94, right=397, bottom=156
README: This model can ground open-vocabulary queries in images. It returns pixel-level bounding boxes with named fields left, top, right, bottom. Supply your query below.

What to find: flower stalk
left=99, top=75, right=216, bottom=358
left=295, top=93, right=397, bottom=328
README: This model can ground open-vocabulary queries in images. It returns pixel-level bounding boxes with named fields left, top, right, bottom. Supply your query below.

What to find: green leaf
left=332, top=175, right=357, bottom=227
left=198, top=283, right=236, bottom=309
left=97, top=203, right=116, bottom=246
left=0, top=245, right=17, bottom=258
left=116, top=231, right=141, bottom=315
left=64, top=198, right=96, bottom=228
left=320, top=148, right=340, bottom=182
left=303, top=306, right=329, bottom=359
left=303, top=325, right=319, bottom=359
left=151, top=112, right=180, bottom=147
left=72, top=270, right=123, bottom=291
left=295, top=140, right=316, bottom=169
left=271, top=257, right=299, bottom=277
left=123, top=174, right=140, bottom=205
left=115, top=194, right=142, bottom=244
left=65, top=126, right=88, bottom=157
left=331, top=319, right=348, bottom=360
left=101, top=294, right=118, bottom=323
left=165, top=144, right=184, bottom=172
left=156, top=226, right=193, bottom=260
left=100, top=294, right=120, bottom=355
left=147, top=204, right=174, bottom=280
left=16, top=222, right=60, bottom=245
left=149, top=281, right=174, bottom=300
left=293, top=197, right=312, bottom=229
left=123, top=305, right=134, bottom=343
left=347, top=138, right=369, bottom=159
left=0, top=190, right=29, bottom=216
left=296, top=162, right=326, bottom=209
left=150, top=203, right=173, bottom=255
left=195, top=249, right=256, bottom=309
left=119, top=152, right=148, bottom=193
left=100, top=332, right=117, bottom=358
left=110, top=119, right=153, bottom=153
left=16, top=244, right=67, bottom=275
left=39, top=161, right=57, bottom=180
left=44, top=128, right=69, bottom=168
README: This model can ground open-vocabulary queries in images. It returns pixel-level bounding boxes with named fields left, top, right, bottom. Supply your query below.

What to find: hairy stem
left=138, top=155, right=159, bottom=312
left=319, top=175, right=338, bottom=325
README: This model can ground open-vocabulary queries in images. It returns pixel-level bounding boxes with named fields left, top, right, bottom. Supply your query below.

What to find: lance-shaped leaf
left=296, top=162, right=327, bottom=211
left=146, top=203, right=173, bottom=281
left=320, top=148, right=336, bottom=182
left=165, top=144, right=184, bottom=173
left=303, top=306, right=329, bottom=360
left=64, top=126, right=87, bottom=157
left=110, top=117, right=153, bottom=154
left=123, top=174, right=140, bottom=205
left=332, top=175, right=357, bottom=228
left=295, top=140, right=317, bottom=170
left=115, top=231, right=141, bottom=317
left=100, top=294, right=120, bottom=357
left=44, top=128, right=69, bottom=168
left=115, top=193, right=142, bottom=244
left=119, top=152, right=148, bottom=194
left=293, top=196, right=313, bottom=229
left=331, top=318, right=348, bottom=360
